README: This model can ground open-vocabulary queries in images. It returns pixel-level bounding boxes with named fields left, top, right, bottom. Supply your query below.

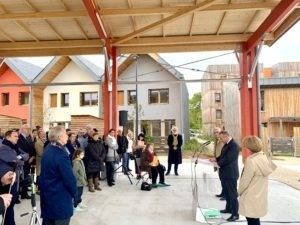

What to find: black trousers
left=246, top=217, right=260, bottom=225
left=43, top=218, right=71, bottom=225
left=221, top=178, right=238, bottom=216
left=151, top=165, right=165, bottom=184
left=105, top=161, right=115, bottom=185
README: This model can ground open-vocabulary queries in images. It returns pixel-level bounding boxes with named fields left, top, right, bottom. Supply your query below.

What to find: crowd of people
left=0, top=124, right=178, bottom=225
left=0, top=123, right=277, bottom=225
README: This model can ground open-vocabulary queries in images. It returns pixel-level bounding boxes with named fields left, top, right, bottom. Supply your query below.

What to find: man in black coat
left=215, top=130, right=240, bottom=222
left=166, top=126, right=183, bottom=176
left=17, top=124, right=36, bottom=199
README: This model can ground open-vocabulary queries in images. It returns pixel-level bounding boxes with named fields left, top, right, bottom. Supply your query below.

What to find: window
left=80, top=92, right=98, bottom=106
left=260, top=90, right=265, bottom=111
left=50, top=94, right=57, bottom=107
left=61, top=93, right=69, bottom=107
left=117, top=91, right=124, bottom=106
left=216, top=109, right=222, bottom=119
left=1, top=93, right=9, bottom=106
left=215, top=92, right=221, bottom=102
left=19, top=92, right=29, bottom=105
left=149, top=89, right=169, bottom=104
left=128, top=90, right=136, bottom=105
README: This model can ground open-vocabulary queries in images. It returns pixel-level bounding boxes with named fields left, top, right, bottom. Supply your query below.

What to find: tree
left=189, top=92, right=202, bottom=130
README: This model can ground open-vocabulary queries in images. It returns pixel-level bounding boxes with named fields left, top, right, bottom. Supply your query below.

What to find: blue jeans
left=122, top=153, right=130, bottom=170
left=74, top=186, right=83, bottom=208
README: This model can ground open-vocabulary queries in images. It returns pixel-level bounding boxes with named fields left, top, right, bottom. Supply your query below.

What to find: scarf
left=172, top=134, right=178, bottom=146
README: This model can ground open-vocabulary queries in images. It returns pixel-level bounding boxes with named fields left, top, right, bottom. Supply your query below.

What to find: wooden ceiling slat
left=0, top=11, right=87, bottom=20
left=0, top=28, right=15, bottom=42
left=0, top=0, right=297, bottom=57
left=114, top=0, right=216, bottom=44
left=15, top=21, right=39, bottom=41
left=99, top=2, right=279, bottom=16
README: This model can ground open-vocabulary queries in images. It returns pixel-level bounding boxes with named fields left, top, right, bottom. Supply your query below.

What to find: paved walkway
left=13, top=156, right=300, bottom=225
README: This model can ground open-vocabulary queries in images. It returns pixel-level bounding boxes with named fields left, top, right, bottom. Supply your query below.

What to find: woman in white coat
left=238, top=135, right=277, bottom=225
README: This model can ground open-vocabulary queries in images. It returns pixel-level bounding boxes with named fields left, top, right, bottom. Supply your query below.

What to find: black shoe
left=215, top=194, right=223, bottom=197
left=220, top=209, right=230, bottom=213
left=165, top=172, right=170, bottom=176
left=175, top=172, right=179, bottom=176
left=220, top=197, right=226, bottom=201
left=15, top=199, right=21, bottom=204
left=227, top=215, right=239, bottom=221
left=21, top=194, right=31, bottom=199
left=128, top=169, right=132, bottom=171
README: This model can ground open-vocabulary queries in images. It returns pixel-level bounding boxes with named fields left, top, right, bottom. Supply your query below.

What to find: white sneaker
left=74, top=206, right=85, bottom=212
left=78, top=202, right=88, bottom=208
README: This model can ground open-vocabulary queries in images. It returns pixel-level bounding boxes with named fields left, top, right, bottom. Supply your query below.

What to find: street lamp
left=132, top=54, right=139, bottom=138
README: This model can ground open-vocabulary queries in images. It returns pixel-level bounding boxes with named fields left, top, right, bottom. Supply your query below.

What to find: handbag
left=141, top=181, right=152, bottom=191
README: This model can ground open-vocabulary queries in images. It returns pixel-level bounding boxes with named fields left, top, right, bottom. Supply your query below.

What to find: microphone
left=192, top=141, right=211, bottom=159
left=200, top=141, right=211, bottom=147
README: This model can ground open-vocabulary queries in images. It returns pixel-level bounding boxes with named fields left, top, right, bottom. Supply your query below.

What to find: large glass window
left=50, top=94, right=57, bottom=108
left=128, top=90, right=136, bottom=105
left=117, top=91, right=124, bottom=106
left=80, top=92, right=98, bottom=106
left=1, top=93, right=9, bottom=106
left=149, top=89, right=169, bottom=104
left=61, top=93, right=69, bottom=107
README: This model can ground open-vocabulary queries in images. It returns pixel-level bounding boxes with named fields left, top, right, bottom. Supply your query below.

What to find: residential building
left=32, top=56, right=104, bottom=132
left=0, top=58, right=41, bottom=131
left=117, top=54, right=189, bottom=148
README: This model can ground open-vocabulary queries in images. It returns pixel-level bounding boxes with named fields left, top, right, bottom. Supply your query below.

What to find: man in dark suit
left=17, top=124, right=36, bottom=199
left=213, top=130, right=240, bottom=222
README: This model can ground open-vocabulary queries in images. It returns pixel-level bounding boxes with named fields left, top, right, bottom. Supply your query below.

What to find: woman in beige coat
left=238, top=135, right=277, bottom=225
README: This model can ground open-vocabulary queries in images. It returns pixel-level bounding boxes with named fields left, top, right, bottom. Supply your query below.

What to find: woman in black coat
left=85, top=132, right=106, bottom=192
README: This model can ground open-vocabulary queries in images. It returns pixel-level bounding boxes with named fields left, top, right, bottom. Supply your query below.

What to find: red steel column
left=103, top=64, right=109, bottom=135
left=239, top=48, right=259, bottom=160
left=111, top=47, right=118, bottom=130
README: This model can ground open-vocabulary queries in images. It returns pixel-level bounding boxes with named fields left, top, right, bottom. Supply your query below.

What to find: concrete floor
left=13, top=156, right=300, bottom=225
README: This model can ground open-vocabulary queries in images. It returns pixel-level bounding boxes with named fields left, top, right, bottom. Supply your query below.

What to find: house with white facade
left=117, top=54, right=189, bottom=148
left=32, top=56, right=104, bottom=131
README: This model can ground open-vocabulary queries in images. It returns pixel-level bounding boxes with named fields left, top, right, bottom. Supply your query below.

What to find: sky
left=21, top=21, right=300, bottom=98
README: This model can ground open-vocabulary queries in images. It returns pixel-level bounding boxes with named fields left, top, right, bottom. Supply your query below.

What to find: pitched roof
left=33, top=56, right=104, bottom=84
left=4, top=58, right=42, bottom=82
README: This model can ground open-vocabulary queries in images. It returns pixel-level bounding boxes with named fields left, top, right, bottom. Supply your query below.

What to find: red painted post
left=111, top=47, right=118, bottom=131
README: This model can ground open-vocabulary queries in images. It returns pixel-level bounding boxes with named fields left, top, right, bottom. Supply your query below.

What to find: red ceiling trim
left=244, top=0, right=300, bottom=52
left=82, top=0, right=112, bottom=57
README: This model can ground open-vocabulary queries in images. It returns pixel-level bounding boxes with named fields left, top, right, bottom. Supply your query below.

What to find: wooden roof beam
left=99, top=2, right=279, bottom=16
left=114, top=0, right=216, bottom=44
left=244, top=0, right=300, bottom=52
left=266, top=8, right=300, bottom=46
left=0, top=11, right=87, bottom=20
left=117, top=43, right=241, bottom=54
left=114, top=34, right=274, bottom=47
left=0, top=47, right=102, bottom=57
left=0, top=39, right=102, bottom=50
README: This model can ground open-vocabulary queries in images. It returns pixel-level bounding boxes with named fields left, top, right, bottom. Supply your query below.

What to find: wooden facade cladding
left=70, top=115, right=104, bottom=135
left=261, top=87, right=300, bottom=137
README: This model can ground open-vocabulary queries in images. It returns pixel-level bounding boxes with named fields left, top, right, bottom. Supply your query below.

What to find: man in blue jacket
left=39, top=126, right=77, bottom=225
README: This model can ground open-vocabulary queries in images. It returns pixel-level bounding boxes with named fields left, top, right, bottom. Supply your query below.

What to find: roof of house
left=260, top=76, right=300, bottom=88
left=3, top=58, right=42, bottom=83
left=33, top=56, right=103, bottom=84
